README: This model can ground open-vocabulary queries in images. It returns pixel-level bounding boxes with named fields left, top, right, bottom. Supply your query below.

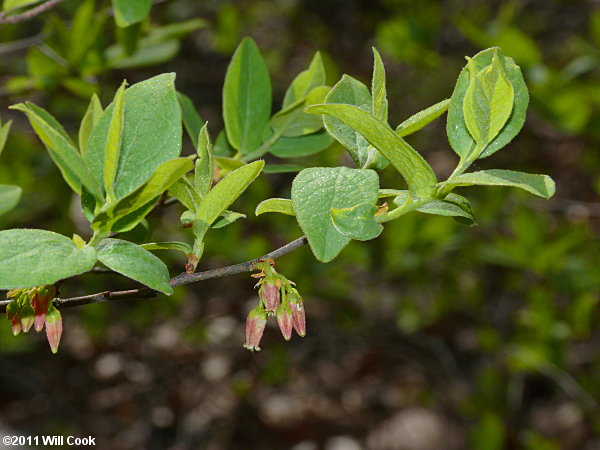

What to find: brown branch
left=0, top=0, right=67, bottom=25
left=0, top=236, right=308, bottom=313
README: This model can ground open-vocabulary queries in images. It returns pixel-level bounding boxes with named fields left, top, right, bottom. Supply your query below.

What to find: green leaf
left=255, top=198, right=295, bottom=216
left=307, top=103, right=438, bottom=197
left=112, top=0, right=152, bottom=27
left=213, top=130, right=234, bottom=157
left=106, top=40, right=180, bottom=69
left=395, top=99, right=450, bottom=137
left=195, top=123, right=213, bottom=199
left=0, top=229, right=97, bottom=289
left=332, top=202, right=383, bottom=241
left=85, top=73, right=182, bottom=201
left=447, top=47, right=528, bottom=159
left=415, top=194, right=476, bottom=226
left=140, top=241, right=191, bottom=255
left=211, top=210, right=246, bottom=229
left=10, top=102, right=103, bottom=201
left=0, top=185, right=22, bottom=216
left=263, top=164, right=304, bottom=174
left=103, top=81, right=127, bottom=200
left=68, top=0, right=105, bottom=66
left=371, top=47, right=388, bottom=121
left=223, top=38, right=271, bottom=154
left=93, top=157, right=194, bottom=230
left=96, top=238, right=172, bottom=294
left=463, top=50, right=514, bottom=148
left=283, top=52, right=326, bottom=108
left=79, top=94, right=103, bottom=155
left=178, top=92, right=204, bottom=148
left=3, top=0, right=40, bottom=12
left=193, top=160, right=264, bottom=237
left=443, top=169, right=556, bottom=198
left=214, top=156, right=245, bottom=175
left=270, top=86, right=329, bottom=138
left=269, top=131, right=334, bottom=158
left=168, top=176, right=198, bottom=211
left=0, top=119, right=12, bottom=158
left=291, top=167, right=379, bottom=262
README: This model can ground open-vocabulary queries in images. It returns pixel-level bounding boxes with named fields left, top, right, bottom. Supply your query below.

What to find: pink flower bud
left=243, top=307, right=267, bottom=351
left=44, top=305, right=62, bottom=354
left=11, top=315, right=22, bottom=336
left=259, top=281, right=280, bottom=312
left=290, top=298, right=306, bottom=337
left=276, top=304, right=293, bottom=341
left=31, top=291, right=50, bottom=333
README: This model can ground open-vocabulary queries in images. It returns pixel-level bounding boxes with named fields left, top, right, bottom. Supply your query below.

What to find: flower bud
left=259, top=280, right=280, bottom=312
left=45, top=304, right=62, bottom=354
left=243, top=307, right=267, bottom=351
left=31, top=290, right=50, bottom=333
left=20, top=304, right=35, bottom=333
left=11, top=315, right=22, bottom=336
left=276, top=304, right=293, bottom=341
left=290, top=297, right=306, bottom=337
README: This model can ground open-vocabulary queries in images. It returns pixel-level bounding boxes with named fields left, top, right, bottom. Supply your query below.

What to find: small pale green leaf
left=106, top=40, right=180, bottom=69
left=307, top=103, right=437, bottom=197
left=332, top=202, right=383, bottom=241
left=463, top=51, right=514, bottom=148
left=416, top=194, right=476, bottom=226
left=169, top=176, right=198, bottom=212
left=269, top=131, right=334, bottom=158
left=97, top=238, right=172, bottom=294
left=447, top=47, right=528, bottom=159
left=112, top=0, right=152, bottom=27
left=85, top=73, right=182, bottom=200
left=140, top=241, right=192, bottom=255
left=214, top=156, right=245, bottom=174
left=271, top=85, right=328, bottom=138
left=371, top=47, right=388, bottom=121
left=0, top=119, right=12, bottom=158
left=193, top=160, right=264, bottom=236
left=395, top=99, right=450, bottom=137
left=211, top=210, right=246, bottom=229
left=103, top=81, right=127, bottom=200
left=79, top=94, right=103, bottom=155
left=444, top=169, right=556, bottom=198
left=291, top=167, right=379, bottom=262
left=0, top=229, right=97, bottom=289
left=283, top=52, right=326, bottom=108
left=213, top=130, right=234, bottom=157
left=10, top=102, right=103, bottom=201
left=195, top=123, right=213, bottom=199
left=255, top=198, right=295, bottom=216
left=178, top=92, right=204, bottom=148
left=0, top=185, right=22, bottom=216
left=223, top=38, right=271, bottom=154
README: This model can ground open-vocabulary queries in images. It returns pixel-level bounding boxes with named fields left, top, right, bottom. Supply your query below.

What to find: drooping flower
left=290, top=294, right=306, bottom=337
left=259, top=279, right=281, bottom=312
left=243, top=307, right=267, bottom=351
left=276, top=303, right=293, bottom=341
left=44, top=304, right=62, bottom=354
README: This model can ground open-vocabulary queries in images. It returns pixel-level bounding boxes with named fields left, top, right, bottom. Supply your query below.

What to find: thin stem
left=0, top=0, right=67, bottom=24
left=0, top=236, right=308, bottom=313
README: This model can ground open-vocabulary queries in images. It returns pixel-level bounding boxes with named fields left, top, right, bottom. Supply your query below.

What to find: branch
left=0, top=236, right=308, bottom=313
left=0, top=0, right=67, bottom=25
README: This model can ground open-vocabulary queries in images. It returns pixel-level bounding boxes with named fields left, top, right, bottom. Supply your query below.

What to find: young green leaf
left=103, top=81, right=127, bottom=200
left=0, top=229, right=97, bottom=289
left=0, top=119, right=12, bottom=157
left=307, top=103, right=438, bottom=197
left=169, top=176, right=199, bottom=212
left=270, top=86, right=329, bottom=138
left=223, top=38, right=271, bottom=154
left=193, top=160, right=264, bottom=237
left=463, top=51, right=514, bottom=149
left=195, top=123, right=214, bottom=199
left=0, top=185, right=22, bottom=216
left=79, top=94, right=103, bottom=155
left=395, top=99, right=450, bottom=137
left=447, top=47, right=528, bottom=159
left=112, top=0, right=152, bottom=27
left=85, top=73, right=182, bottom=200
left=211, top=210, right=246, bottom=229
left=291, top=167, right=379, bottom=262
left=283, top=52, right=326, bottom=108
left=332, top=202, right=383, bottom=241
left=371, top=47, right=388, bottom=121
left=178, top=91, right=204, bottom=148
left=255, top=198, right=295, bottom=216
left=442, top=169, right=556, bottom=198
left=269, top=131, right=334, bottom=158
left=96, top=238, right=173, bottom=294
left=414, top=194, right=476, bottom=226
left=214, top=156, right=245, bottom=175
left=10, top=102, right=103, bottom=201
left=141, top=241, right=192, bottom=255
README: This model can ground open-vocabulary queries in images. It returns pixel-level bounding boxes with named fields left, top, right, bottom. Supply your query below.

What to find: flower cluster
left=5, top=285, right=62, bottom=353
left=244, top=259, right=306, bottom=351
